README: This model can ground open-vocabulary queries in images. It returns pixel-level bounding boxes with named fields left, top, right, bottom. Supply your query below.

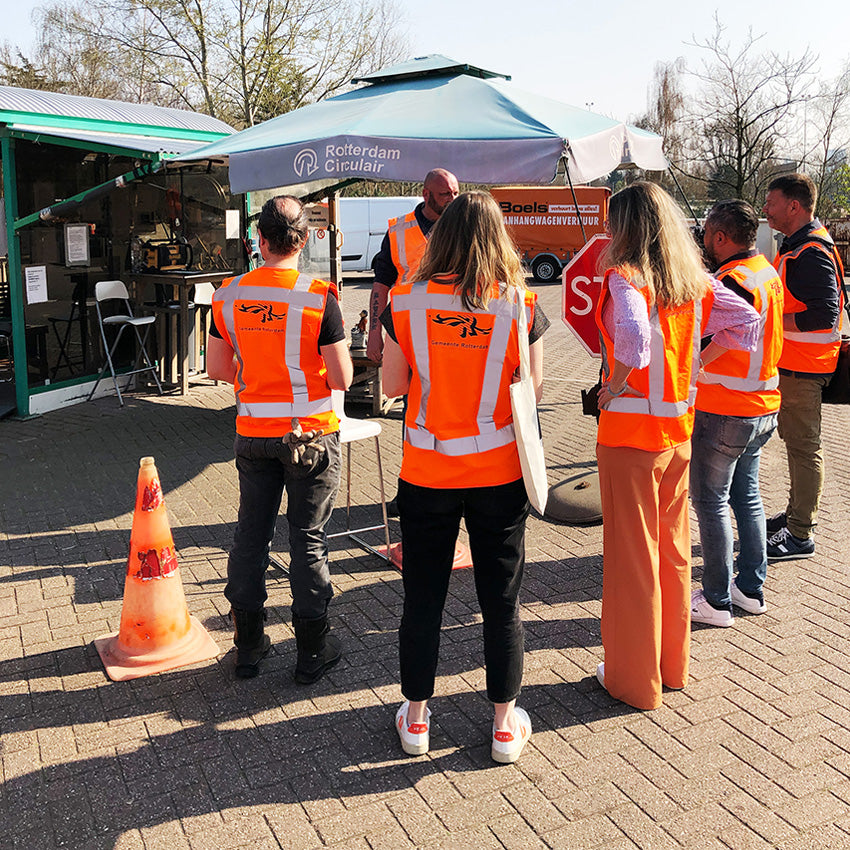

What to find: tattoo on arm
left=369, top=291, right=381, bottom=331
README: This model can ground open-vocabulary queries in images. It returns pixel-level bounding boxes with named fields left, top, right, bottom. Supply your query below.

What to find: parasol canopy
left=179, top=55, right=666, bottom=194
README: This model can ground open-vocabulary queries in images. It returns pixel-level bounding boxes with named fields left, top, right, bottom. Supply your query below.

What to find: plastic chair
left=327, top=389, right=391, bottom=561
left=192, top=281, right=216, bottom=307
left=87, top=280, right=163, bottom=406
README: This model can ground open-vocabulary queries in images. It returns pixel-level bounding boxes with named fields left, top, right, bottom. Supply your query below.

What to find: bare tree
left=18, top=0, right=407, bottom=127
left=639, top=59, right=687, bottom=162
left=633, top=58, right=710, bottom=209
left=680, top=16, right=816, bottom=205
left=0, top=44, right=58, bottom=90
left=805, top=63, right=850, bottom=217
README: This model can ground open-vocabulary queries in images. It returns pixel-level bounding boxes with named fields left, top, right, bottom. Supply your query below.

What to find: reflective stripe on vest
left=215, top=272, right=333, bottom=420
left=404, top=422, right=516, bottom=455
left=603, top=282, right=703, bottom=418
left=235, top=398, right=334, bottom=419
left=388, top=214, right=423, bottom=283
left=783, top=328, right=842, bottom=343
left=698, top=263, right=780, bottom=393
left=393, top=283, right=522, bottom=455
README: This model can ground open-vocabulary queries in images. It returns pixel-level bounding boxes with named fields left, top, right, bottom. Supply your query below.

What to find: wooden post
left=327, top=190, right=342, bottom=297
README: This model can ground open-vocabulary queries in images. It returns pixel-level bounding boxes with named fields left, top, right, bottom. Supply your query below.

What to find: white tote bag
left=509, top=288, right=548, bottom=514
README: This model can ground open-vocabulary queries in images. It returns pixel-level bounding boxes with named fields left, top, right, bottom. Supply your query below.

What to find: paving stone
left=3, top=278, right=850, bottom=849
left=542, top=814, right=626, bottom=849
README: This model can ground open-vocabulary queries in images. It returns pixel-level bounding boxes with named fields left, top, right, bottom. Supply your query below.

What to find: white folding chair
left=327, top=389, right=391, bottom=561
left=87, top=280, right=163, bottom=406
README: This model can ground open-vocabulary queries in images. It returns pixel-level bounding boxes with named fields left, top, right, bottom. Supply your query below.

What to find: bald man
left=366, top=169, right=460, bottom=362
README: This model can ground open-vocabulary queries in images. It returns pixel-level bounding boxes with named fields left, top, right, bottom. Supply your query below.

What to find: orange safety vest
left=596, top=268, right=711, bottom=451
left=775, top=226, right=845, bottom=374
left=388, top=211, right=428, bottom=284
left=212, top=267, right=339, bottom=438
left=390, top=278, right=536, bottom=488
left=696, top=254, right=784, bottom=417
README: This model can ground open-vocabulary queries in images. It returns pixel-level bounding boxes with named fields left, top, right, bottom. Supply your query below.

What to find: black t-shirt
left=209, top=285, right=345, bottom=348
left=371, top=202, right=435, bottom=287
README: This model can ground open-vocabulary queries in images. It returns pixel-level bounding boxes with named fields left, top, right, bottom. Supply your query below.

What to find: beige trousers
left=777, top=372, right=830, bottom=540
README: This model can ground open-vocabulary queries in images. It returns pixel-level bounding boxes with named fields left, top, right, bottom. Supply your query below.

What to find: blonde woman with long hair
left=381, top=191, right=549, bottom=762
left=594, top=182, right=758, bottom=710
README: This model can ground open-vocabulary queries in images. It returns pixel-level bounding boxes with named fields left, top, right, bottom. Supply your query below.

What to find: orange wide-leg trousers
left=596, top=441, right=691, bottom=710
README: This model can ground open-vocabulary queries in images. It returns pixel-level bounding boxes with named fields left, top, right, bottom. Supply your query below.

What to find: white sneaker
left=491, top=707, right=532, bottom=764
left=730, top=583, right=767, bottom=615
left=596, top=662, right=606, bottom=689
left=395, top=701, right=430, bottom=755
left=691, top=589, right=734, bottom=627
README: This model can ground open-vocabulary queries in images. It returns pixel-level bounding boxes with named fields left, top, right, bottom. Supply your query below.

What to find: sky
left=5, top=0, right=849, bottom=122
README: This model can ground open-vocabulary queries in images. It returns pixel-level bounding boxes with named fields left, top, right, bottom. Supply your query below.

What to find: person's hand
left=597, top=380, right=629, bottom=410
left=366, top=331, right=383, bottom=363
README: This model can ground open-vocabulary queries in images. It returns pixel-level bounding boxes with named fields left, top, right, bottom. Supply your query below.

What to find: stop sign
left=561, top=234, right=610, bottom=357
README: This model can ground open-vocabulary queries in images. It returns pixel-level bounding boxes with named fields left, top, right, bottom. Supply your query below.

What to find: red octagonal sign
left=561, top=233, right=610, bottom=358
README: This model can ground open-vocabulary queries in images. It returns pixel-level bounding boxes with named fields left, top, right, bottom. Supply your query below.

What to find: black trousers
left=225, top=432, right=341, bottom=619
left=397, top=477, right=529, bottom=703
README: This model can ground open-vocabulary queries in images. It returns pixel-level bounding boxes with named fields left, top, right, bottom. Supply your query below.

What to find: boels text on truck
left=491, top=186, right=611, bottom=282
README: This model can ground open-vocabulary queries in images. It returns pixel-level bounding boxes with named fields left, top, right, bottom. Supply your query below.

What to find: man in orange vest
left=207, top=196, right=353, bottom=681
left=761, top=173, right=844, bottom=560
left=366, top=168, right=459, bottom=514
left=365, top=168, right=459, bottom=364
left=690, top=200, right=784, bottom=627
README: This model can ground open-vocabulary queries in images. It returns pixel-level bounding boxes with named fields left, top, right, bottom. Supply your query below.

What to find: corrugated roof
left=6, top=123, right=224, bottom=157
left=0, top=84, right=233, bottom=141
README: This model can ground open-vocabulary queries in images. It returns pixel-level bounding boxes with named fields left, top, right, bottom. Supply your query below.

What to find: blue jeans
left=690, top=410, right=777, bottom=609
left=225, top=432, right=341, bottom=619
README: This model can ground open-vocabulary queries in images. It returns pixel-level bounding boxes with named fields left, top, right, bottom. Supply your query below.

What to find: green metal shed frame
left=0, top=85, right=234, bottom=416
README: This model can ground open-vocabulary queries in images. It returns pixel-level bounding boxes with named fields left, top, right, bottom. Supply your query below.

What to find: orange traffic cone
left=379, top=541, right=473, bottom=571
left=94, top=456, right=219, bottom=681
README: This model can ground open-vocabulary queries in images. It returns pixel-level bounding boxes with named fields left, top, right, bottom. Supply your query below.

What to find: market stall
left=0, top=85, right=248, bottom=418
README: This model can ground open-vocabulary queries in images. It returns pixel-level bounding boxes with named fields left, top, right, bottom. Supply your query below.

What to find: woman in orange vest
left=381, top=191, right=548, bottom=763
left=595, top=182, right=758, bottom=710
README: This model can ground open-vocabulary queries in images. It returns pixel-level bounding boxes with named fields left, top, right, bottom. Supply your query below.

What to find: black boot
left=230, top=607, right=271, bottom=679
left=292, top=614, right=342, bottom=685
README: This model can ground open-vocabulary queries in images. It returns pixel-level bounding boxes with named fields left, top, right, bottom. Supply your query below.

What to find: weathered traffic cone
left=94, top=456, right=219, bottom=681
left=379, top=541, right=473, bottom=571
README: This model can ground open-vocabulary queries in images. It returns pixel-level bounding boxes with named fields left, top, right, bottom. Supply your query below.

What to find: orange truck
left=491, top=186, right=610, bottom=282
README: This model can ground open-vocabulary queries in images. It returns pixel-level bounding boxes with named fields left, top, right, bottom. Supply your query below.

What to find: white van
left=339, top=196, right=420, bottom=272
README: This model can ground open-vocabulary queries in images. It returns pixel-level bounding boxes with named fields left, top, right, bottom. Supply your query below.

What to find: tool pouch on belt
left=281, top=419, right=326, bottom=465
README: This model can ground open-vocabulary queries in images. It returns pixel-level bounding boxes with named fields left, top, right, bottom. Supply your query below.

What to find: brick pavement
left=2, top=277, right=850, bottom=849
